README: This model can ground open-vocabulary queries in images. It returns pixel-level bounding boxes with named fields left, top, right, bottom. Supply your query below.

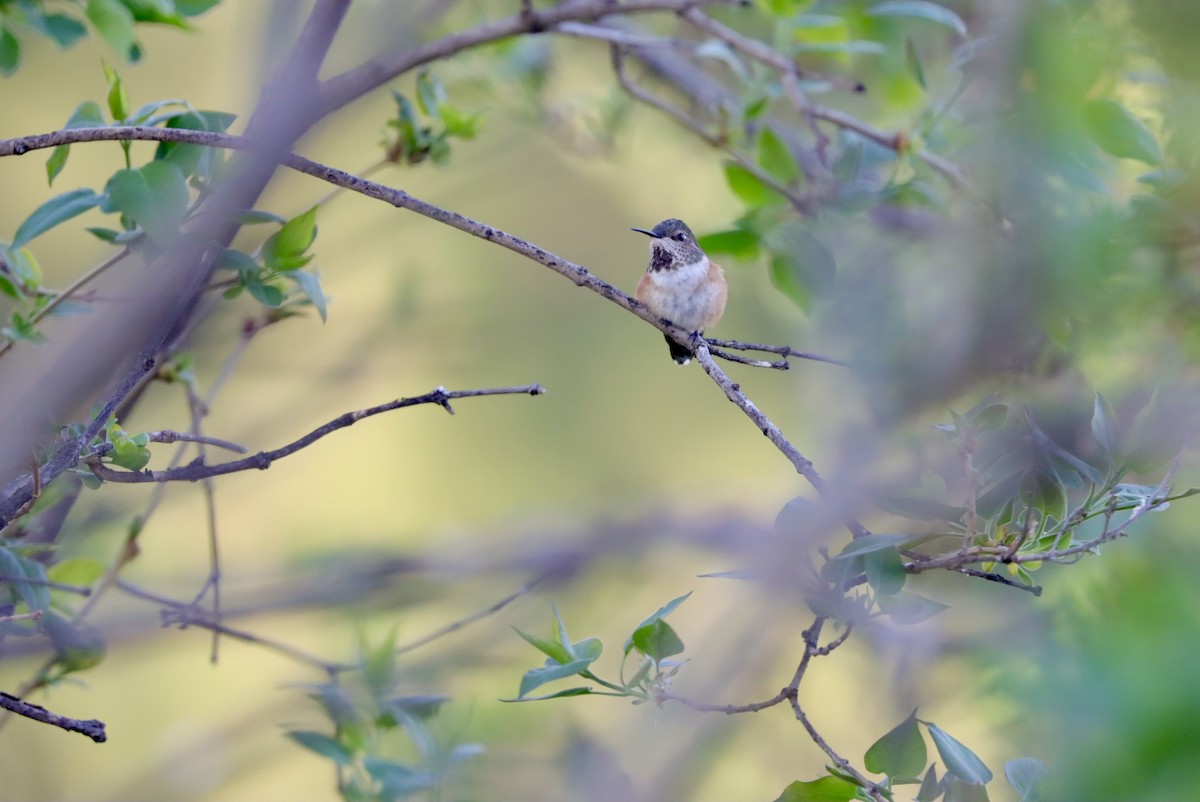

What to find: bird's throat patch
left=650, top=247, right=674, bottom=272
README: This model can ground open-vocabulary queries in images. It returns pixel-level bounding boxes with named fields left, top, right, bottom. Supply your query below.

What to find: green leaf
left=1091, top=392, right=1119, bottom=456
left=86, top=226, right=122, bottom=242
left=47, top=557, right=106, bottom=588
left=363, top=757, right=436, bottom=795
left=906, top=38, right=927, bottom=90
left=45, top=145, right=70, bottom=185
left=42, top=612, right=106, bottom=673
left=263, top=206, right=318, bottom=271
left=624, top=591, right=691, bottom=655
left=865, top=708, right=927, bottom=779
left=924, top=722, right=993, bottom=784
left=0, top=24, right=19, bottom=76
left=240, top=210, right=286, bottom=225
left=102, top=161, right=189, bottom=244
left=103, top=60, right=130, bottom=120
left=944, top=779, right=990, bottom=802
left=0, top=245, right=42, bottom=287
left=834, top=533, right=915, bottom=558
left=864, top=547, right=907, bottom=596
left=122, top=0, right=189, bottom=27
left=771, top=776, right=860, bottom=802
left=245, top=280, right=286, bottom=308
left=46, top=101, right=106, bottom=184
left=110, top=437, right=151, bottom=471
left=758, top=128, right=800, bottom=184
left=1004, top=757, right=1047, bottom=801
left=441, top=104, right=481, bottom=139
left=869, top=1, right=969, bottom=37
left=0, top=273, right=17, bottom=300
left=0, top=546, right=52, bottom=613
left=289, top=270, right=328, bottom=322
left=502, top=686, right=593, bottom=702
left=287, top=730, right=354, bottom=765
left=153, top=110, right=237, bottom=175
left=698, top=229, right=759, bottom=260
left=89, top=0, right=137, bottom=60
left=723, top=162, right=784, bottom=206
left=1083, top=99, right=1162, bottom=165
left=12, top=189, right=103, bottom=249
left=765, top=224, right=836, bottom=309
left=513, top=626, right=574, bottom=665
left=872, top=491, right=965, bottom=522
left=878, top=591, right=949, bottom=624
left=176, top=0, right=222, bottom=15
left=757, top=0, right=810, bottom=16
left=517, top=657, right=596, bottom=698
left=630, top=619, right=685, bottom=662
left=215, top=248, right=260, bottom=276
left=916, top=765, right=940, bottom=801
left=416, top=69, right=445, bottom=117
left=771, top=253, right=810, bottom=311
left=40, top=14, right=89, bottom=48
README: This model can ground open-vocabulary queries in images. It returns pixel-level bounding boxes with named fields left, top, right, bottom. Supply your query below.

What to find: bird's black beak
left=630, top=227, right=656, bottom=238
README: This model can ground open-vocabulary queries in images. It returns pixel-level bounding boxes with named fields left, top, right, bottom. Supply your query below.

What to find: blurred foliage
left=2, top=0, right=1200, bottom=801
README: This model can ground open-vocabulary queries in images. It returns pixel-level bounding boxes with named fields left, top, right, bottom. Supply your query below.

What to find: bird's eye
left=674, top=233, right=687, bottom=241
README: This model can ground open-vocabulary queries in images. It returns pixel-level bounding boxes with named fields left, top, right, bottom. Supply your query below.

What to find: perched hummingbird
left=633, top=218, right=727, bottom=365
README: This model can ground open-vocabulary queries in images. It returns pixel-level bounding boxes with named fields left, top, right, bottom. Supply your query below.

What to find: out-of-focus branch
left=678, top=7, right=969, bottom=189
left=313, top=0, right=747, bottom=116
left=609, top=46, right=814, bottom=215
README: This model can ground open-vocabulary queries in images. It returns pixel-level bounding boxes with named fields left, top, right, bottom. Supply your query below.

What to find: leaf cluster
left=0, top=0, right=220, bottom=75
left=382, top=70, right=481, bottom=167
left=288, top=630, right=482, bottom=802
left=773, top=709, right=1046, bottom=802
left=509, top=593, right=692, bottom=703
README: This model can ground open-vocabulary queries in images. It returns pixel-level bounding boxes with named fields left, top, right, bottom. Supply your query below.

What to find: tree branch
left=693, top=346, right=870, bottom=538
left=0, top=691, right=106, bottom=743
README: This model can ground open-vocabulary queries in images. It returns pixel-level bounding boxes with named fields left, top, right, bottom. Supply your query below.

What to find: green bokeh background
left=1, top=2, right=1199, bottom=800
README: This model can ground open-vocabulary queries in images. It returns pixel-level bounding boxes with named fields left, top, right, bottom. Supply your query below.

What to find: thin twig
left=694, top=346, right=871, bottom=539
left=144, top=430, right=247, bottom=454
left=86, top=385, right=546, bottom=484
left=954, top=567, right=1042, bottom=595
left=393, top=575, right=545, bottom=657
left=0, top=247, right=131, bottom=360
left=184, top=383, right=223, bottom=664
left=705, top=338, right=851, bottom=367
left=707, top=346, right=787, bottom=369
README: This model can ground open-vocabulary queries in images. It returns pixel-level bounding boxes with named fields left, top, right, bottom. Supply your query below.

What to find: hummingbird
left=632, top=218, right=727, bottom=365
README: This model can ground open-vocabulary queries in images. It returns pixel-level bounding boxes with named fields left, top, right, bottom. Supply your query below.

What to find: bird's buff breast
left=638, top=259, right=724, bottom=331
